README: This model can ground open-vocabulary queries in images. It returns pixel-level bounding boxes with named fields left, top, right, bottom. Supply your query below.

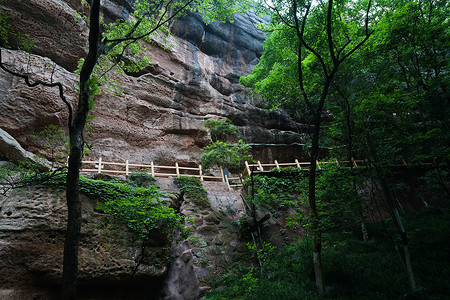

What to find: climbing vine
left=33, top=173, right=187, bottom=242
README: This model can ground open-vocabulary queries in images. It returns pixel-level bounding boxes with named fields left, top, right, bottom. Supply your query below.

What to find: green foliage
left=201, top=140, right=253, bottom=173
left=174, top=176, right=209, bottom=208
left=421, top=167, right=450, bottom=202
left=85, top=76, right=101, bottom=110
left=127, top=171, right=156, bottom=188
left=247, top=241, right=276, bottom=267
left=206, top=208, right=450, bottom=299
left=97, top=186, right=186, bottom=242
left=240, top=26, right=304, bottom=112
left=243, top=0, right=373, bottom=114
left=203, top=119, right=240, bottom=142
left=0, top=3, right=12, bottom=47
left=33, top=172, right=186, bottom=242
left=297, top=163, right=362, bottom=232
left=244, top=168, right=302, bottom=215
left=326, top=0, right=449, bottom=171
left=31, top=124, right=69, bottom=169
left=0, top=1, right=33, bottom=51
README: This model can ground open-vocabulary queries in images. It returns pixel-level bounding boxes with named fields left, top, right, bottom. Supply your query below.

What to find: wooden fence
left=81, top=158, right=245, bottom=190
left=81, top=158, right=223, bottom=180
left=80, top=156, right=432, bottom=190
left=80, top=158, right=366, bottom=190
left=244, top=158, right=365, bottom=176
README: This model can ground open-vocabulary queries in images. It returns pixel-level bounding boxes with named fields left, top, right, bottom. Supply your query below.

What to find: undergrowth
left=33, top=172, right=187, bottom=242
left=205, top=207, right=450, bottom=300
left=174, top=176, right=210, bottom=208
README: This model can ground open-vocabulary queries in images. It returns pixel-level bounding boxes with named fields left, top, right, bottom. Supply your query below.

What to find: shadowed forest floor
left=205, top=204, right=450, bottom=300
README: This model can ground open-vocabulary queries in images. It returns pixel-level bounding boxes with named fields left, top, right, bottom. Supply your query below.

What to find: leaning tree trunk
left=367, top=133, right=416, bottom=292
left=61, top=1, right=101, bottom=299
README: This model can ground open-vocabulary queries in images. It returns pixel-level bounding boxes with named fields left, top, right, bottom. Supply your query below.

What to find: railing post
left=125, top=160, right=129, bottom=176
left=151, top=161, right=155, bottom=177
left=351, top=157, right=357, bottom=167
left=199, top=164, right=203, bottom=181
left=175, top=162, right=180, bottom=177
left=220, top=168, right=225, bottom=182
left=245, top=161, right=251, bottom=176
left=295, top=159, right=301, bottom=169
left=97, top=157, right=102, bottom=173
left=316, top=160, right=321, bottom=170
left=257, top=161, right=264, bottom=172
left=275, top=160, right=280, bottom=170
left=225, top=175, right=231, bottom=191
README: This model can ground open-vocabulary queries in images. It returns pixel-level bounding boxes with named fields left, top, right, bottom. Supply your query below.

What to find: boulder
left=0, top=128, right=50, bottom=170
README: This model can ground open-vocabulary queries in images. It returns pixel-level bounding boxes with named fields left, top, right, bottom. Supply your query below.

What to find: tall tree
left=241, top=0, right=373, bottom=292
left=327, top=0, right=449, bottom=291
left=0, top=0, right=250, bottom=298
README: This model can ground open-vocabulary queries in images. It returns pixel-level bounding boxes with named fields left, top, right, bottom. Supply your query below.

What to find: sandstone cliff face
left=0, top=2, right=306, bottom=299
left=0, top=0, right=306, bottom=165
left=0, top=177, right=248, bottom=299
left=0, top=185, right=169, bottom=299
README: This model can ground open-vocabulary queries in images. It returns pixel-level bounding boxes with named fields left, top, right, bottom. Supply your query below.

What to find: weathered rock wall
left=0, top=185, right=169, bottom=299
left=0, top=177, right=249, bottom=299
left=0, top=0, right=306, bottom=165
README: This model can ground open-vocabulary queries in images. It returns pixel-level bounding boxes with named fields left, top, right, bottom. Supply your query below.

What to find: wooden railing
left=244, top=158, right=365, bottom=176
left=80, top=158, right=367, bottom=190
left=81, top=158, right=225, bottom=182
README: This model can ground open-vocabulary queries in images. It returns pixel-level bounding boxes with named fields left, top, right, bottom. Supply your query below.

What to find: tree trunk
left=60, top=1, right=101, bottom=298
left=367, top=134, right=416, bottom=292
left=308, top=113, right=324, bottom=294
left=61, top=134, right=83, bottom=300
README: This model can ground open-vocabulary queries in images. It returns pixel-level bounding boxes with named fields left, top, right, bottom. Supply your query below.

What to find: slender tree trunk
left=61, top=133, right=83, bottom=300
left=308, top=113, right=324, bottom=294
left=367, top=134, right=416, bottom=291
left=61, top=1, right=101, bottom=298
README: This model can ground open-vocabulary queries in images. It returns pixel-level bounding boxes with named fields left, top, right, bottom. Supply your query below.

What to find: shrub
left=203, top=119, right=240, bottom=142
left=201, top=140, right=253, bottom=173
left=174, top=176, right=210, bottom=208
left=127, top=171, right=156, bottom=188
left=33, top=173, right=186, bottom=243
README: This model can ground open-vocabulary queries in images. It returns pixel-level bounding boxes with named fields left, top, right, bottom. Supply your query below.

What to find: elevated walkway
left=80, top=157, right=422, bottom=190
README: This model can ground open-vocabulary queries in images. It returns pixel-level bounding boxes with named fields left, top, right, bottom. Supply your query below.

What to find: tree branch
left=327, top=0, right=337, bottom=64
left=262, top=0, right=295, bottom=29
left=339, top=0, right=374, bottom=64
left=104, top=0, right=192, bottom=46
left=0, top=49, right=73, bottom=128
left=293, top=1, right=329, bottom=78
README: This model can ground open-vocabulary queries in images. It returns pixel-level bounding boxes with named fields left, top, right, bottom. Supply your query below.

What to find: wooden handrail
left=80, top=158, right=224, bottom=182
left=80, top=158, right=371, bottom=189
left=245, top=158, right=367, bottom=176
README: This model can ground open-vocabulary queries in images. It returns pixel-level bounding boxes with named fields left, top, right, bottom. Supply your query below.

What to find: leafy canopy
left=201, top=140, right=252, bottom=173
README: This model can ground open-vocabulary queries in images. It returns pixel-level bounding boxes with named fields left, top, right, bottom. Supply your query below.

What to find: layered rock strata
left=0, top=185, right=169, bottom=299
left=0, top=177, right=248, bottom=299
left=0, top=0, right=306, bottom=165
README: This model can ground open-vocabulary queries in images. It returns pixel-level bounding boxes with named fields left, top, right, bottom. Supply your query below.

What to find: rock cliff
left=0, top=185, right=170, bottom=299
left=0, top=175, right=249, bottom=299
left=0, top=0, right=306, bottom=165
left=0, top=2, right=306, bottom=298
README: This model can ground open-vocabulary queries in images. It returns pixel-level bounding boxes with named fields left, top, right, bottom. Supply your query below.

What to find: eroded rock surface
left=160, top=180, right=247, bottom=299
left=0, top=178, right=248, bottom=299
left=0, top=128, right=50, bottom=170
left=0, top=186, right=169, bottom=299
left=0, top=1, right=306, bottom=166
